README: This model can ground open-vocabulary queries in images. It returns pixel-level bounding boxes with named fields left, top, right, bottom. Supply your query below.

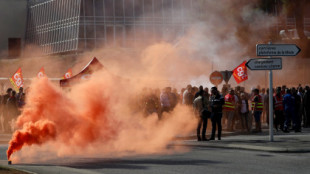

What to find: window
left=124, top=0, right=134, bottom=17
left=96, top=25, right=105, bottom=38
left=104, top=0, right=114, bottom=17
left=86, top=25, right=95, bottom=38
left=85, top=0, right=94, bottom=16
left=95, top=0, right=104, bottom=16
left=115, top=0, right=124, bottom=17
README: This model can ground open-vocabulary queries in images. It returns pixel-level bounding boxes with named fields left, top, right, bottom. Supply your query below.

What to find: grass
left=0, top=166, right=30, bottom=174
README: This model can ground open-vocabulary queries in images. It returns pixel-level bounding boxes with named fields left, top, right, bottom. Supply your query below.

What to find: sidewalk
left=173, top=128, right=310, bottom=153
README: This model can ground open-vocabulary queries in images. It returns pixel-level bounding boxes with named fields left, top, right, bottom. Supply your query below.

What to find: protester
left=1, top=88, right=12, bottom=133
left=193, top=86, right=209, bottom=141
left=223, top=89, right=235, bottom=131
left=251, top=88, right=263, bottom=133
left=239, top=93, right=250, bottom=132
left=274, top=87, right=284, bottom=131
left=303, top=86, right=310, bottom=127
left=292, top=88, right=302, bottom=132
left=160, top=87, right=171, bottom=118
left=283, top=88, right=295, bottom=133
left=210, top=87, right=224, bottom=140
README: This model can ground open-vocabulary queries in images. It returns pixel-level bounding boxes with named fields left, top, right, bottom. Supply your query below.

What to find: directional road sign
left=256, top=44, right=301, bottom=56
left=246, top=58, right=282, bottom=71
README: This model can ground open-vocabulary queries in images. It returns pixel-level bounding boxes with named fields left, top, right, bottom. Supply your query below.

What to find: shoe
left=218, top=137, right=221, bottom=140
left=202, top=138, right=209, bottom=141
left=197, top=137, right=201, bottom=141
left=295, top=129, right=301, bottom=133
left=209, top=137, right=215, bottom=140
left=283, top=129, right=290, bottom=133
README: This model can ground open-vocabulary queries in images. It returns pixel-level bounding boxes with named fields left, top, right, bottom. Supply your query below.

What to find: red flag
left=62, top=68, right=72, bottom=79
left=9, top=68, right=24, bottom=91
left=233, top=61, right=248, bottom=84
left=37, top=67, right=46, bottom=79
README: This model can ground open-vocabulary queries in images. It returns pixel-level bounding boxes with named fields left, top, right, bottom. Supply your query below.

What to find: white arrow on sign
left=256, top=44, right=301, bottom=56
left=246, top=58, right=282, bottom=70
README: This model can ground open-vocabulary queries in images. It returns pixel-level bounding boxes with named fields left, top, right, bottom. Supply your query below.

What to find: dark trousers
left=211, top=113, right=222, bottom=139
left=274, top=110, right=284, bottom=130
left=293, top=110, right=301, bottom=131
left=197, top=115, right=208, bottom=140
left=284, top=110, right=294, bottom=131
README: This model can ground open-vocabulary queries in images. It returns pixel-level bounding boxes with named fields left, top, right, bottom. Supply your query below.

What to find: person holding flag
left=37, top=67, right=46, bottom=79
left=62, top=68, right=72, bottom=79
left=233, top=61, right=248, bottom=84
left=9, top=68, right=23, bottom=92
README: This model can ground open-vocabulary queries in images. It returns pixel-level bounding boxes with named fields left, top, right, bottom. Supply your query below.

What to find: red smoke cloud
left=7, top=74, right=196, bottom=162
left=7, top=120, right=56, bottom=160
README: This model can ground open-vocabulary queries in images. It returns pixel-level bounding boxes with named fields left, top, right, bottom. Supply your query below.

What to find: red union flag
left=10, top=68, right=24, bottom=91
left=62, top=68, right=72, bottom=79
left=37, top=67, right=46, bottom=79
left=233, top=61, right=248, bottom=84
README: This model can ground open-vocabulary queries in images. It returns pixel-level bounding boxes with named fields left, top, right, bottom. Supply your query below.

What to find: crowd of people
left=137, top=84, right=310, bottom=141
left=1, top=84, right=310, bottom=140
left=0, top=87, right=26, bottom=133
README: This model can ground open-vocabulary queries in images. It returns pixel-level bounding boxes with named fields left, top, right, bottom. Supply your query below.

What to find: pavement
left=173, top=127, right=310, bottom=153
left=0, top=125, right=309, bottom=173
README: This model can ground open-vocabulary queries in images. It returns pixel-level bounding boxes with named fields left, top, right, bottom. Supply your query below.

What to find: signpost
left=256, top=44, right=301, bottom=56
left=220, top=70, right=233, bottom=84
left=253, top=43, right=300, bottom=142
left=246, top=58, right=282, bottom=71
left=210, top=71, right=223, bottom=86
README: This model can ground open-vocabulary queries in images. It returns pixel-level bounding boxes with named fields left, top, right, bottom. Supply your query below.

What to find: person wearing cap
left=251, top=88, right=263, bottom=133
left=209, top=87, right=224, bottom=140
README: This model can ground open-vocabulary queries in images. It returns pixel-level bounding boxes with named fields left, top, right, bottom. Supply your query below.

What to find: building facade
left=26, top=0, right=197, bottom=55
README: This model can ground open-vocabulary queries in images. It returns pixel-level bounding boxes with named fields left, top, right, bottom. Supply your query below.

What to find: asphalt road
left=1, top=144, right=310, bottom=174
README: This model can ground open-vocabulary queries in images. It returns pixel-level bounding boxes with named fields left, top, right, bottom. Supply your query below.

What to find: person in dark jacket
left=209, top=87, right=225, bottom=140
left=283, top=88, right=295, bottom=133
left=292, top=88, right=302, bottom=132
left=2, top=88, right=12, bottom=133
left=303, top=86, right=310, bottom=127
left=193, top=86, right=209, bottom=141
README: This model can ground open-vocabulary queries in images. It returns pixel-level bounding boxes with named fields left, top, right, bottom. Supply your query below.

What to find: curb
left=172, top=141, right=310, bottom=153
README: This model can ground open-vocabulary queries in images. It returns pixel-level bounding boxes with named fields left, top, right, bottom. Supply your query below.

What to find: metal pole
left=269, top=41, right=274, bottom=142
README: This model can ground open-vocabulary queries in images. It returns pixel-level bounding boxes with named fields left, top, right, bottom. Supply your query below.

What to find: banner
left=37, top=67, right=46, bottom=79
left=233, top=61, right=248, bottom=84
left=62, top=68, right=72, bottom=79
left=9, top=68, right=24, bottom=91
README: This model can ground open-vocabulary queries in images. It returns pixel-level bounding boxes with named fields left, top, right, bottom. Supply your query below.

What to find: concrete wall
left=0, top=0, right=27, bottom=58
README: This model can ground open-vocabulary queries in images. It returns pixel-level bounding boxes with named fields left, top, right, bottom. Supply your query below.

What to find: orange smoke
left=6, top=74, right=196, bottom=162
left=7, top=120, right=56, bottom=160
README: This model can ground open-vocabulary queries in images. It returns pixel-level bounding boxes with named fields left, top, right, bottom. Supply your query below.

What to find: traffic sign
left=256, top=44, right=300, bottom=56
left=209, top=71, right=223, bottom=86
left=246, top=58, right=282, bottom=70
left=220, top=70, right=233, bottom=84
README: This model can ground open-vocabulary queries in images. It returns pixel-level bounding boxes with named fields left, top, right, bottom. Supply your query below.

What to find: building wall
left=0, top=0, right=28, bottom=58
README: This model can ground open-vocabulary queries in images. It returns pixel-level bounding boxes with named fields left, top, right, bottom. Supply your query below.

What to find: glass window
left=86, top=25, right=95, bottom=38
left=134, top=0, right=143, bottom=16
left=104, top=0, right=114, bottom=17
left=96, top=25, right=105, bottom=38
left=124, top=0, right=134, bottom=17
left=115, top=0, right=124, bottom=17
left=85, top=0, right=94, bottom=16
left=79, top=25, right=85, bottom=38
left=95, top=0, right=104, bottom=16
